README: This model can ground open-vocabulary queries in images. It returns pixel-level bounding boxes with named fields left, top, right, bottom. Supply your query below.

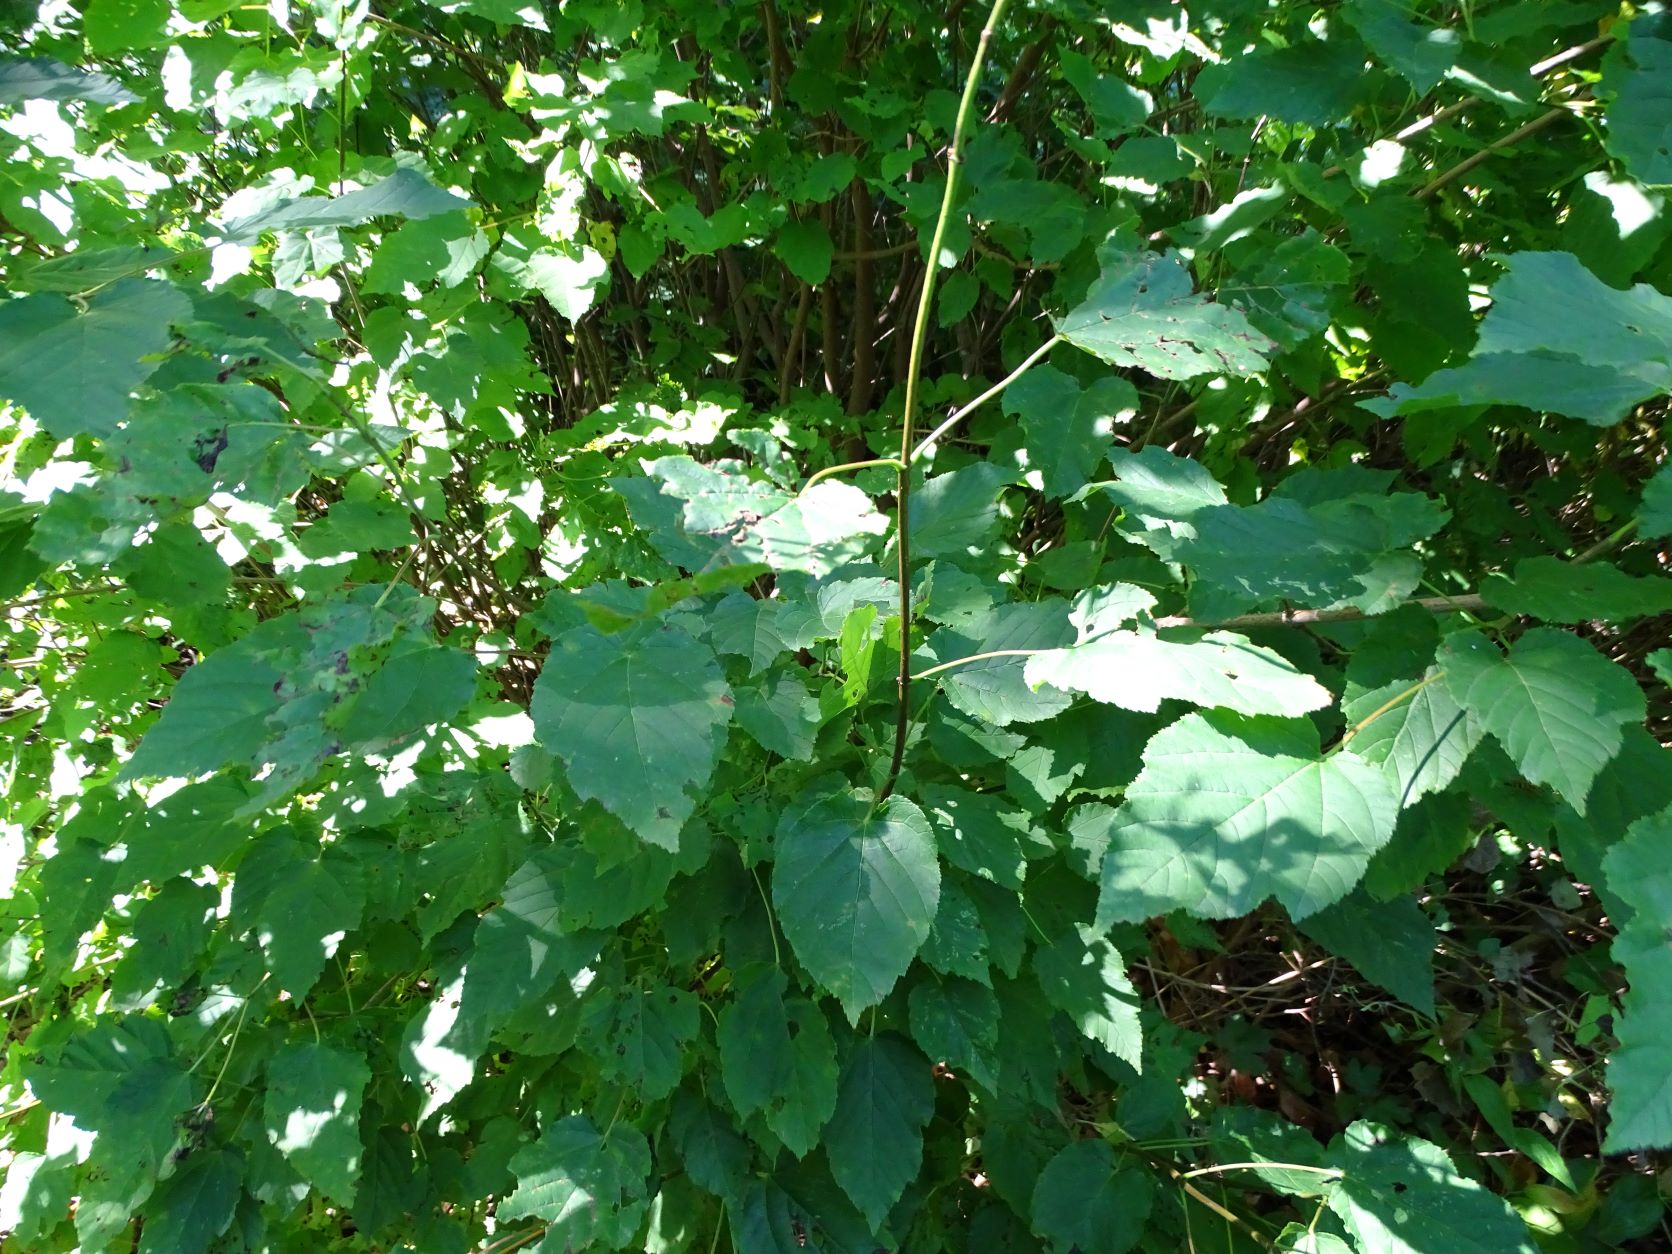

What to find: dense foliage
left=2, top=0, right=1672, bottom=1249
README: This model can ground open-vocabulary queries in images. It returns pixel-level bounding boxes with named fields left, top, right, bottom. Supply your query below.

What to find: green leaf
left=136, top=1148, right=241, bottom=1254
left=708, top=592, right=791, bottom=673
left=1096, top=714, right=1399, bottom=923
left=363, top=213, right=488, bottom=292
left=1602, top=25, right=1672, bottom=188
left=499, top=1115, right=651, bottom=1250
left=775, top=219, right=835, bottom=285
left=1004, top=366, right=1134, bottom=501
left=1196, top=38, right=1369, bottom=126
left=220, top=169, right=473, bottom=240
left=1174, top=492, right=1443, bottom=619
left=1085, top=446, right=1228, bottom=553
left=0, top=280, right=190, bottom=438
left=1600, top=806, right=1672, bottom=1150
left=26, top=1016, right=192, bottom=1136
left=822, top=1036, right=936, bottom=1232
left=908, top=462, right=1015, bottom=561
left=925, top=600, right=1076, bottom=725
left=122, top=640, right=280, bottom=780
left=0, top=54, right=138, bottom=104
left=1440, top=629, right=1644, bottom=813
left=1025, top=629, right=1331, bottom=718
left=734, top=666, right=822, bottom=760
left=1299, top=889, right=1437, bottom=1016
left=1636, top=464, right=1672, bottom=538
left=1369, top=252, right=1672, bottom=425
left=1056, top=244, right=1273, bottom=380
left=84, top=0, right=170, bottom=52
left=27, top=1016, right=194, bottom=1241
left=1030, top=1140, right=1153, bottom=1254
left=336, top=641, right=476, bottom=750
left=1058, top=49, right=1151, bottom=134
left=232, top=832, right=366, bottom=997
left=579, top=982, right=699, bottom=1101
left=1481, top=556, right=1672, bottom=622
left=907, top=974, right=1001, bottom=1091
left=509, top=245, right=611, bottom=320
left=1324, top=1121, right=1537, bottom=1253
left=772, top=789, right=941, bottom=1022
left=717, top=966, right=839, bottom=1156
left=922, top=783, right=1030, bottom=892
left=1032, top=925, right=1142, bottom=1069
left=531, top=620, right=731, bottom=851
left=921, top=873, right=992, bottom=985
left=1343, top=669, right=1483, bottom=807
left=1346, top=0, right=1460, bottom=92
left=263, top=1041, right=371, bottom=1205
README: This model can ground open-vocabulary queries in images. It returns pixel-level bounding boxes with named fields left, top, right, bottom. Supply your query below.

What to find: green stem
left=913, top=647, right=1044, bottom=682
left=801, top=457, right=905, bottom=493
left=910, top=333, right=1060, bottom=461
left=1573, top=517, right=1638, bottom=565
left=880, top=0, right=1012, bottom=802
left=1339, top=673, right=1442, bottom=747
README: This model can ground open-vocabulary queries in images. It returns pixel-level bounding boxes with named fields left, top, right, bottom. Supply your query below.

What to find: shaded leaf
left=822, top=1036, right=936, bottom=1231
left=773, top=789, right=940, bottom=1021
left=531, top=620, right=731, bottom=851
left=263, top=1042, right=371, bottom=1205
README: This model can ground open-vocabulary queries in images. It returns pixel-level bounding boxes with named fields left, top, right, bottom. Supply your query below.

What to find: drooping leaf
left=775, top=219, right=835, bottom=284
left=578, top=981, right=699, bottom=1101
left=772, top=789, right=941, bottom=1022
left=499, top=1115, right=651, bottom=1250
left=1600, top=806, right=1672, bottom=1151
left=1480, top=556, right=1672, bottom=622
left=531, top=619, right=731, bottom=851
left=1096, top=714, right=1399, bottom=923
left=717, top=967, right=839, bottom=1156
left=219, top=169, right=473, bottom=241
left=821, top=1036, right=936, bottom=1231
left=1030, top=1140, right=1153, bottom=1254
left=1440, top=629, right=1644, bottom=813
left=0, top=54, right=139, bottom=104
left=1031, top=925, right=1142, bottom=1069
left=263, top=1041, right=371, bottom=1205
left=1299, top=889, right=1437, bottom=1016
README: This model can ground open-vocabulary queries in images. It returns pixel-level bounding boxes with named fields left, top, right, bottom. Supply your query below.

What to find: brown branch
left=847, top=177, right=878, bottom=415
left=1152, top=594, right=1488, bottom=632
left=1415, top=105, right=1570, bottom=199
